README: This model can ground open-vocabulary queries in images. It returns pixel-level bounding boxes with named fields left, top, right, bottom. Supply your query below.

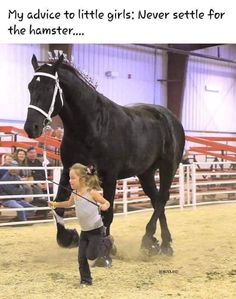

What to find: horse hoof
left=111, top=244, right=117, bottom=256
left=103, top=235, right=115, bottom=256
left=160, top=245, right=174, bottom=256
left=93, top=256, right=112, bottom=268
left=56, top=227, right=79, bottom=248
left=141, top=237, right=160, bottom=256
left=148, top=243, right=161, bottom=256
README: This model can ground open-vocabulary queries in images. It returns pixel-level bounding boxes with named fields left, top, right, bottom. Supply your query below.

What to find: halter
left=28, top=72, right=64, bottom=123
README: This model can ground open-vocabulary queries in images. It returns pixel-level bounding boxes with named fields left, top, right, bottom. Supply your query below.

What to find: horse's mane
left=59, top=62, right=97, bottom=91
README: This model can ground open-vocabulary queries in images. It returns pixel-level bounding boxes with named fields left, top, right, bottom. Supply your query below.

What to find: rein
left=28, top=72, right=64, bottom=123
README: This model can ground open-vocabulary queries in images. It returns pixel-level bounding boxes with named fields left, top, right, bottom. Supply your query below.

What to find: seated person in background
left=229, top=155, right=236, bottom=170
left=54, top=127, right=64, bottom=141
left=210, top=157, right=223, bottom=171
left=14, top=149, right=31, bottom=177
left=53, top=127, right=64, bottom=166
left=26, top=147, right=52, bottom=217
left=25, top=146, right=46, bottom=193
left=181, top=150, right=191, bottom=179
left=0, top=161, right=35, bottom=221
left=0, top=154, right=16, bottom=179
left=15, top=148, right=49, bottom=218
left=182, top=150, right=191, bottom=165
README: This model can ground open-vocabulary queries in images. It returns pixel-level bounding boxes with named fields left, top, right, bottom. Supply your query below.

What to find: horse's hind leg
left=159, top=210, right=173, bottom=255
left=138, top=170, right=162, bottom=255
left=138, top=162, right=174, bottom=256
left=157, top=160, right=178, bottom=255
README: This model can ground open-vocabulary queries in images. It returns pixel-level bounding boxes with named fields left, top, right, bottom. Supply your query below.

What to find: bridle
left=28, top=72, right=64, bottom=124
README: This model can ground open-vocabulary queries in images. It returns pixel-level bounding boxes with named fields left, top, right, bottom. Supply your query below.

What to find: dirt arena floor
left=1, top=203, right=236, bottom=299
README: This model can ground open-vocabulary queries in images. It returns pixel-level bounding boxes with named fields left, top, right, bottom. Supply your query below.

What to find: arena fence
left=0, top=162, right=236, bottom=226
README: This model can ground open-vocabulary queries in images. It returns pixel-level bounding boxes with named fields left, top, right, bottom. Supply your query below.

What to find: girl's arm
left=90, top=190, right=110, bottom=211
left=48, top=195, right=75, bottom=209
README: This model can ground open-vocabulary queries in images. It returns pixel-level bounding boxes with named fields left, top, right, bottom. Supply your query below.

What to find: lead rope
left=42, top=125, right=51, bottom=203
left=42, top=124, right=63, bottom=226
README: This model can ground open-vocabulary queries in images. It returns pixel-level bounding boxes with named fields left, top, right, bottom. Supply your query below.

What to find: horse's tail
left=162, top=108, right=185, bottom=173
left=153, top=105, right=185, bottom=174
left=52, top=210, right=80, bottom=248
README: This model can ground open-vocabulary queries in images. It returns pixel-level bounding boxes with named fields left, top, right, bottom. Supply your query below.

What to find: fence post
left=122, top=179, right=128, bottom=215
left=186, top=165, right=191, bottom=205
left=53, top=167, right=61, bottom=197
left=191, top=163, right=197, bottom=208
left=179, top=163, right=185, bottom=209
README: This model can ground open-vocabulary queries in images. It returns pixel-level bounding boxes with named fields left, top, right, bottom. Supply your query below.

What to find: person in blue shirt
left=0, top=161, right=35, bottom=221
left=0, top=154, right=15, bottom=179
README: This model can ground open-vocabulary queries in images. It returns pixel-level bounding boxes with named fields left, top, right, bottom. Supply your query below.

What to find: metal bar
left=136, top=44, right=236, bottom=65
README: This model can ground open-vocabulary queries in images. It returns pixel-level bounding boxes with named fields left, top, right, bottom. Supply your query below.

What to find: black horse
left=24, top=55, right=185, bottom=257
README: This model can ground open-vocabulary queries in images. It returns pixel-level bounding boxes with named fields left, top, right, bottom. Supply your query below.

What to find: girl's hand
left=48, top=201, right=56, bottom=209
left=99, top=203, right=109, bottom=211
left=90, top=190, right=110, bottom=211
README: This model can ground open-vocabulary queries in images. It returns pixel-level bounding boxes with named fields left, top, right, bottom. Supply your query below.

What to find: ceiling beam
left=137, top=44, right=236, bottom=64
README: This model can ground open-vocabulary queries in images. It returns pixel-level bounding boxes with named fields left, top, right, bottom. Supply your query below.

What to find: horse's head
left=24, top=54, right=64, bottom=138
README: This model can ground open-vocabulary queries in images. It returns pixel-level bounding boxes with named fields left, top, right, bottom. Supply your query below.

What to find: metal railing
left=0, top=162, right=236, bottom=226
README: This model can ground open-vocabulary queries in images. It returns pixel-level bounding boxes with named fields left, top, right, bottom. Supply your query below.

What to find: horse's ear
left=52, top=55, right=64, bottom=72
left=31, top=54, right=39, bottom=71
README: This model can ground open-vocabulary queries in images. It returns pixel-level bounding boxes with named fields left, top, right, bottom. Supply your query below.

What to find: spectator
left=15, top=148, right=49, bottom=218
left=25, top=146, right=52, bottom=215
left=54, top=127, right=64, bottom=141
left=0, top=154, right=16, bottom=179
left=230, top=156, right=236, bottom=170
left=182, top=150, right=191, bottom=165
left=14, top=149, right=31, bottom=177
left=182, top=150, right=191, bottom=180
left=52, top=127, right=64, bottom=166
left=25, top=146, right=46, bottom=192
left=14, top=148, right=27, bottom=164
left=210, top=157, right=223, bottom=171
left=0, top=161, right=35, bottom=221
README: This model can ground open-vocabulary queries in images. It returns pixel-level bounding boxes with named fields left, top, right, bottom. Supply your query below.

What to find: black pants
left=78, top=226, right=104, bottom=283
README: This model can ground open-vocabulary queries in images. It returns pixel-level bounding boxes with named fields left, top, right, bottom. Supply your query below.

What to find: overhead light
left=205, top=85, right=220, bottom=93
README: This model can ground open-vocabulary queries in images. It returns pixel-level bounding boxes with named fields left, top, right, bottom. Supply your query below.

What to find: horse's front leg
left=53, top=168, right=79, bottom=248
left=101, top=179, right=116, bottom=236
left=54, top=168, right=71, bottom=216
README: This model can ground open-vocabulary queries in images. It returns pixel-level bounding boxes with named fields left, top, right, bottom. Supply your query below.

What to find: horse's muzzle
left=24, top=121, right=43, bottom=138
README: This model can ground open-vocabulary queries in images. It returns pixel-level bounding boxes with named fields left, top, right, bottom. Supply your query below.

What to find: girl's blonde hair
left=70, top=163, right=102, bottom=190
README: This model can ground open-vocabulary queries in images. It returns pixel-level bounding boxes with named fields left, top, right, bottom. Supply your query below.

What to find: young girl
left=48, top=163, right=110, bottom=286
